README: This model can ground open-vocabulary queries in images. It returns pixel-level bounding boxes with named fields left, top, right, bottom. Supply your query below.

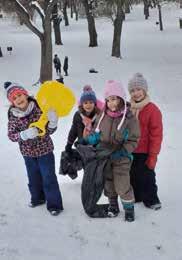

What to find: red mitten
left=146, top=154, right=158, bottom=170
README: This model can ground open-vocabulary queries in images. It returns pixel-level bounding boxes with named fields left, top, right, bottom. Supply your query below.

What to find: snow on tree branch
left=12, top=0, right=43, bottom=39
left=31, top=1, right=45, bottom=20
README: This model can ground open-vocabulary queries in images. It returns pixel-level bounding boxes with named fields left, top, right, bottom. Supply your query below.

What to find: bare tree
left=82, top=0, right=98, bottom=47
left=0, top=47, right=3, bottom=57
left=144, top=0, right=150, bottom=19
left=63, top=0, right=69, bottom=25
left=107, top=0, right=125, bottom=58
left=52, top=3, right=63, bottom=45
left=157, top=1, right=163, bottom=30
left=12, top=0, right=59, bottom=83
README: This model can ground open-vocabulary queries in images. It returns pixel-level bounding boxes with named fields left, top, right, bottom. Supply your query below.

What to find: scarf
left=130, top=95, right=150, bottom=119
left=81, top=114, right=97, bottom=138
left=106, top=109, right=125, bottom=118
left=11, top=101, right=35, bottom=118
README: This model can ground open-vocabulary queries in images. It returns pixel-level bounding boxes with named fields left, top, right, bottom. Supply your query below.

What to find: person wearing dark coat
left=53, top=54, right=61, bottom=75
left=63, top=56, right=68, bottom=76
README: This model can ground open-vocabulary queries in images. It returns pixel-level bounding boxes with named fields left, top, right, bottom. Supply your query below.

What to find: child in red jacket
left=128, top=73, right=163, bottom=210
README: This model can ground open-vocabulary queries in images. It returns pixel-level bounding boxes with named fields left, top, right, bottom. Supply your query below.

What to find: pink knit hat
left=104, top=80, right=126, bottom=101
left=95, top=80, right=127, bottom=132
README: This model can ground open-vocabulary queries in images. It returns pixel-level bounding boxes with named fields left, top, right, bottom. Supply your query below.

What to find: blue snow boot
left=122, top=202, right=135, bottom=222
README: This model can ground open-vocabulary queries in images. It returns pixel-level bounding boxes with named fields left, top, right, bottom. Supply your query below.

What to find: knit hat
left=104, top=80, right=126, bottom=101
left=128, top=73, right=148, bottom=93
left=80, top=85, right=97, bottom=105
left=95, top=80, right=127, bottom=132
left=4, top=81, right=28, bottom=103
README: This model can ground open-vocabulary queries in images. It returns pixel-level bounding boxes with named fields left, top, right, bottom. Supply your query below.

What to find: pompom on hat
left=128, top=73, right=148, bottom=93
left=4, top=81, right=28, bottom=103
left=80, top=85, right=97, bottom=105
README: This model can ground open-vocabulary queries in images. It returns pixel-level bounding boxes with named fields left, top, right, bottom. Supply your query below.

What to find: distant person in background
left=53, top=54, right=61, bottom=75
left=63, top=56, right=68, bottom=76
left=128, top=73, right=163, bottom=210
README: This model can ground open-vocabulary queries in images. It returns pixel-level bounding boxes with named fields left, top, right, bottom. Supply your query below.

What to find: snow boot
left=122, top=202, right=135, bottom=222
left=107, top=196, right=120, bottom=217
left=49, top=208, right=62, bottom=216
left=147, top=203, right=162, bottom=210
left=28, top=200, right=45, bottom=208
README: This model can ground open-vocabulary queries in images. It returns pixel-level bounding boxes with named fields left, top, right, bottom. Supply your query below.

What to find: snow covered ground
left=0, top=4, right=182, bottom=260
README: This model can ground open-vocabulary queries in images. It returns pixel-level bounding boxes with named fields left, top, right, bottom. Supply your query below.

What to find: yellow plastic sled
left=30, top=80, right=76, bottom=136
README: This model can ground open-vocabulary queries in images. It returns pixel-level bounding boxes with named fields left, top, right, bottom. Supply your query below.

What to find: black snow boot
left=107, top=197, right=120, bottom=217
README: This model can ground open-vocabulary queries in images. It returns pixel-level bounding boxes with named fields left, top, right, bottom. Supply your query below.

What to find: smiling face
left=130, top=87, right=146, bottom=102
left=12, top=93, right=29, bottom=110
left=82, top=100, right=95, bottom=114
left=106, top=96, right=122, bottom=112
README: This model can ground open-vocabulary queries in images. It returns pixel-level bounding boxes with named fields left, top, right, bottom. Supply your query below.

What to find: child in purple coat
left=5, top=81, right=63, bottom=216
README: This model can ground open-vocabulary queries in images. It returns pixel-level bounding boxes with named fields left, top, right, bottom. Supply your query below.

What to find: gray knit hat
left=128, top=73, right=148, bottom=93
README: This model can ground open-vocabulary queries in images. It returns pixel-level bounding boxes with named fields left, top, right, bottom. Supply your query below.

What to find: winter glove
left=47, top=109, right=58, bottom=129
left=20, top=127, right=39, bottom=141
left=146, top=154, right=158, bottom=170
left=65, top=143, right=73, bottom=155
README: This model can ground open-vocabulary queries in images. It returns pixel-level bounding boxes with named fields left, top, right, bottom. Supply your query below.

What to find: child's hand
left=47, top=110, right=58, bottom=129
left=20, top=127, right=38, bottom=141
left=146, top=154, right=157, bottom=170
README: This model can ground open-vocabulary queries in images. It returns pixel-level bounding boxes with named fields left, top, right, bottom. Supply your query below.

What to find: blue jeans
left=24, top=152, right=63, bottom=210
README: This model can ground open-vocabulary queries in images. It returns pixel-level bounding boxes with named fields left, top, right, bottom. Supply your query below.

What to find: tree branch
left=31, top=1, right=45, bottom=27
left=46, top=0, right=59, bottom=18
left=12, top=0, right=43, bottom=39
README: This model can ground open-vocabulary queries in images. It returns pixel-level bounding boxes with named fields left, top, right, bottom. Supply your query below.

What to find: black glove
left=65, top=143, right=73, bottom=155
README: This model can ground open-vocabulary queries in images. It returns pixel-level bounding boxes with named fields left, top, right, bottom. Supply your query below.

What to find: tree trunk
left=74, top=0, right=78, bottom=21
left=144, top=0, right=150, bottom=19
left=70, top=0, right=73, bottom=18
left=40, top=22, right=52, bottom=83
left=112, top=5, right=125, bottom=58
left=82, top=0, right=98, bottom=47
left=0, top=47, right=3, bottom=57
left=63, top=0, right=69, bottom=26
left=53, top=19, right=63, bottom=45
left=180, top=0, right=182, bottom=8
left=179, top=18, right=182, bottom=29
left=158, top=3, right=163, bottom=31
left=52, top=4, right=63, bottom=45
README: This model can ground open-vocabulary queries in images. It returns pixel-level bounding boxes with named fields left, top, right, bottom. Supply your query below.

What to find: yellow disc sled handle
left=29, top=113, right=48, bottom=137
